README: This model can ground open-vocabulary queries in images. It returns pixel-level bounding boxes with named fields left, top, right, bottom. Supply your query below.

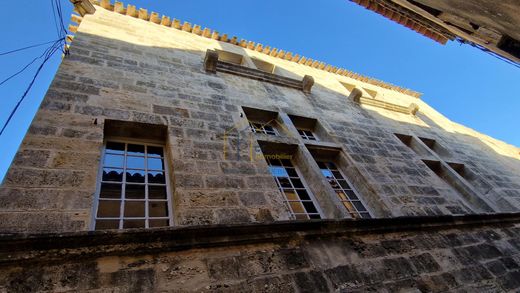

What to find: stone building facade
left=1, top=0, right=520, bottom=291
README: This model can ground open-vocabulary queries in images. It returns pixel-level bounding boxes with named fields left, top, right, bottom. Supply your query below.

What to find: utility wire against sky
left=0, top=0, right=68, bottom=136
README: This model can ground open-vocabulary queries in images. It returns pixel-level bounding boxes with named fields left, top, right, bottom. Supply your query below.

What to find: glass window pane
left=308, top=137, right=316, bottom=141
left=338, top=180, right=351, bottom=189
left=147, top=157, right=164, bottom=170
left=95, top=220, right=119, bottom=230
left=350, top=212, right=362, bottom=219
left=360, top=213, right=372, bottom=219
left=100, top=183, right=122, bottom=199
left=280, top=159, right=292, bottom=167
left=302, top=201, right=318, bottom=214
left=309, top=214, right=321, bottom=219
left=321, top=169, right=333, bottom=179
left=290, top=178, right=304, bottom=188
left=127, top=144, right=145, bottom=156
left=286, top=168, right=297, bottom=177
left=298, top=130, right=305, bottom=135
left=268, top=159, right=282, bottom=166
left=329, top=180, right=340, bottom=189
left=149, top=219, right=169, bottom=228
left=123, top=220, right=145, bottom=229
left=336, top=190, right=348, bottom=201
left=289, top=201, right=305, bottom=213
left=269, top=166, right=287, bottom=177
left=102, top=168, right=123, bottom=182
left=126, top=184, right=145, bottom=199
left=278, top=177, right=292, bottom=188
left=342, top=201, right=356, bottom=213
left=326, top=162, right=337, bottom=170
left=332, top=171, right=343, bottom=179
left=127, top=156, right=145, bottom=169
left=264, top=125, right=274, bottom=131
left=148, top=171, right=165, bottom=184
left=149, top=185, right=167, bottom=199
left=316, top=162, right=326, bottom=169
left=124, top=201, right=145, bottom=217
left=149, top=201, right=168, bottom=217
left=106, top=142, right=125, bottom=154
left=345, top=190, right=359, bottom=200
left=147, top=146, right=163, bottom=157
left=97, top=200, right=120, bottom=218
left=284, top=190, right=298, bottom=200
left=126, top=170, right=145, bottom=183
left=353, top=201, right=367, bottom=212
left=103, top=154, right=124, bottom=168
left=296, top=189, right=310, bottom=200
left=294, top=214, right=309, bottom=220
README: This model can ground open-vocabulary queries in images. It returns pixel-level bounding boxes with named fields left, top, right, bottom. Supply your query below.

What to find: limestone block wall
left=2, top=215, right=520, bottom=292
left=0, top=6, right=519, bottom=233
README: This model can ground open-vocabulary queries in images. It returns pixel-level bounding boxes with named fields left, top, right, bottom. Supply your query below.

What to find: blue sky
left=1, top=0, right=519, bottom=181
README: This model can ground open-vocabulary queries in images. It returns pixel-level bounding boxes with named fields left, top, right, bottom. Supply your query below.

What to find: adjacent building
left=1, top=0, right=520, bottom=291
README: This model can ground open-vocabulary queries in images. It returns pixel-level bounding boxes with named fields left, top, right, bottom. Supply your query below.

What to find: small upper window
left=249, top=121, right=277, bottom=136
left=94, top=140, right=173, bottom=230
left=251, top=57, right=275, bottom=73
left=242, top=106, right=280, bottom=136
left=216, top=49, right=244, bottom=65
left=297, top=129, right=317, bottom=141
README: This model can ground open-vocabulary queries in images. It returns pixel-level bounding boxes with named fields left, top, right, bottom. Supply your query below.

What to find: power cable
left=0, top=39, right=62, bottom=56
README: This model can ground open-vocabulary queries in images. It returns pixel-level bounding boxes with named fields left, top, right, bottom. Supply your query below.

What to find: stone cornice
left=68, top=0, right=422, bottom=99
left=1, top=212, right=520, bottom=266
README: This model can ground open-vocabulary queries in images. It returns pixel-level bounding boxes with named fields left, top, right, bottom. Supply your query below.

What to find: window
left=93, top=140, right=173, bottom=230
left=297, top=129, right=317, bottom=141
left=243, top=106, right=280, bottom=136
left=317, top=161, right=371, bottom=219
left=215, top=49, right=244, bottom=65
left=249, top=121, right=277, bottom=135
left=251, top=57, right=275, bottom=73
left=288, top=114, right=326, bottom=142
left=266, top=158, right=322, bottom=220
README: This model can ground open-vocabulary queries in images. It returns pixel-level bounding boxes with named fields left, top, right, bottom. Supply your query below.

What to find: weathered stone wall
left=1, top=215, right=520, bottom=292
left=0, top=6, right=519, bottom=233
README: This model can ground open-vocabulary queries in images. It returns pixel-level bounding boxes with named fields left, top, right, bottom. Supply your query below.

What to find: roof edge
left=72, top=0, right=423, bottom=98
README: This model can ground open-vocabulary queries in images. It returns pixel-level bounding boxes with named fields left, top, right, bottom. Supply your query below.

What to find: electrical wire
left=0, top=40, right=64, bottom=136
left=0, top=39, right=63, bottom=56
left=0, top=0, right=69, bottom=136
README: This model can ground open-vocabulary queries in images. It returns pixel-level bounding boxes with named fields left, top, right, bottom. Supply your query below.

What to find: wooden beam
left=69, top=0, right=96, bottom=16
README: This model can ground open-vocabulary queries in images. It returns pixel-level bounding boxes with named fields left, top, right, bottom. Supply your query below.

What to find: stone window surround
left=246, top=106, right=383, bottom=219
left=91, top=138, right=174, bottom=231
left=315, top=160, right=372, bottom=219
left=264, top=156, right=323, bottom=220
left=394, top=133, right=498, bottom=213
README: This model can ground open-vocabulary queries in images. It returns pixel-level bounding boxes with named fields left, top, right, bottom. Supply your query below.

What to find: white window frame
left=249, top=120, right=278, bottom=136
left=90, top=137, right=174, bottom=230
left=297, top=129, right=319, bottom=141
left=266, top=158, right=324, bottom=220
left=317, top=161, right=372, bottom=219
